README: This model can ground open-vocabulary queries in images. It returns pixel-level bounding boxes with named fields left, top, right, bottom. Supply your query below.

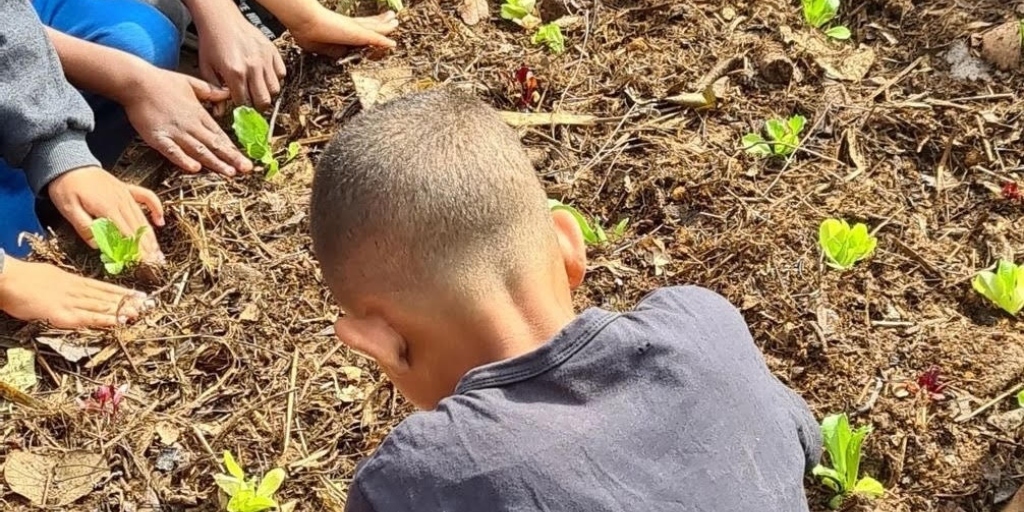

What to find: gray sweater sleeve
left=0, top=0, right=100, bottom=194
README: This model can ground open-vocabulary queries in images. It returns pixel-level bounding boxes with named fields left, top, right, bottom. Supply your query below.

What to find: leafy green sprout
left=232, top=106, right=301, bottom=180
left=742, top=115, right=806, bottom=158
left=379, top=0, right=403, bottom=11
left=548, top=199, right=628, bottom=246
left=1017, top=389, right=1024, bottom=408
left=500, top=0, right=541, bottom=29
left=802, top=0, right=851, bottom=40
left=818, top=218, right=877, bottom=271
left=812, top=413, right=884, bottom=509
left=972, top=260, right=1024, bottom=316
left=214, top=451, right=286, bottom=512
left=89, top=218, right=147, bottom=275
left=532, top=23, right=565, bottom=54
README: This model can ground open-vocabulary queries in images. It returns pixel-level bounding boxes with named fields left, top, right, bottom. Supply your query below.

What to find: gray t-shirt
left=347, top=286, right=822, bottom=512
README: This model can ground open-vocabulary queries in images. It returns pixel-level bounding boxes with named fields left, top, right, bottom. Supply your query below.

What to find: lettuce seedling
left=742, top=115, right=806, bottom=158
left=89, top=218, right=146, bottom=275
left=802, top=0, right=851, bottom=40
left=379, top=0, right=403, bottom=11
left=813, top=414, right=884, bottom=509
left=232, top=107, right=301, bottom=180
left=548, top=199, right=628, bottom=246
left=819, top=218, right=877, bottom=270
left=972, top=260, right=1024, bottom=315
left=500, top=0, right=541, bottom=29
left=214, top=451, right=285, bottom=512
left=1017, top=389, right=1024, bottom=407
left=532, top=23, right=565, bottom=54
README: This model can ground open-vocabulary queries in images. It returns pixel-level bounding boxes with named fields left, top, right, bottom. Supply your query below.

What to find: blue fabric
left=0, top=0, right=182, bottom=257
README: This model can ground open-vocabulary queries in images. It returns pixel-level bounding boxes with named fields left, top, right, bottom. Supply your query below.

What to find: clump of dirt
left=2, top=0, right=1023, bottom=511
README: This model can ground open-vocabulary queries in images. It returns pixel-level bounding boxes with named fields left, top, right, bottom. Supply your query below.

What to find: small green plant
left=548, top=199, right=628, bottom=246
left=812, top=413, right=884, bottom=509
left=380, top=0, right=403, bottom=11
left=1017, top=389, right=1024, bottom=407
left=214, top=451, right=286, bottom=512
left=89, top=218, right=146, bottom=275
left=532, top=23, right=565, bottom=53
left=232, top=107, right=301, bottom=180
left=819, top=218, right=877, bottom=270
left=500, top=0, right=540, bottom=29
left=802, top=0, right=851, bottom=40
left=972, top=260, right=1024, bottom=315
left=742, top=115, right=806, bottom=158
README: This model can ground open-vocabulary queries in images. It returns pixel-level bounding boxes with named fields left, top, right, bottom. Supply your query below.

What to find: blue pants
left=0, top=0, right=182, bottom=257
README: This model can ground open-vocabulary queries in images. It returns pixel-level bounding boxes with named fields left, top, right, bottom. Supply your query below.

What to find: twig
left=283, top=348, right=299, bottom=454
left=956, top=382, right=1024, bottom=423
left=853, top=376, right=884, bottom=416
left=868, top=56, right=925, bottom=101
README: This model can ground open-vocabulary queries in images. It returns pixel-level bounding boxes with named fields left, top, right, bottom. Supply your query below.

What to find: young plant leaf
left=532, top=23, right=565, bottom=54
left=818, top=218, right=877, bottom=270
left=89, top=219, right=146, bottom=275
left=381, top=0, right=403, bottom=11
left=223, top=451, right=245, bottom=481
left=742, top=133, right=772, bottom=157
left=825, top=25, right=851, bottom=40
left=232, top=107, right=270, bottom=161
left=612, top=218, right=630, bottom=238
left=264, top=157, right=281, bottom=180
left=256, top=468, right=286, bottom=498
left=1017, top=389, right=1024, bottom=408
left=971, top=260, right=1024, bottom=315
left=802, top=0, right=839, bottom=29
left=228, top=489, right=277, bottom=512
left=286, top=142, right=301, bottom=163
left=548, top=199, right=599, bottom=244
left=214, top=473, right=246, bottom=498
left=815, top=413, right=883, bottom=509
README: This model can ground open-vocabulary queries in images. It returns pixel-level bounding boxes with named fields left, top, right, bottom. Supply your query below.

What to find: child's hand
left=190, top=0, right=287, bottom=110
left=290, top=9, right=399, bottom=58
left=121, top=67, right=253, bottom=177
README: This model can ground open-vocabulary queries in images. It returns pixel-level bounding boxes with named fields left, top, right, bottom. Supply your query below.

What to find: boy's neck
left=412, top=279, right=577, bottom=389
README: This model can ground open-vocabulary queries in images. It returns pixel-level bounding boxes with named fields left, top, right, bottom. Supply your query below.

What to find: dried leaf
left=4, top=451, right=108, bottom=506
left=0, top=347, right=37, bottom=392
left=458, top=0, right=489, bottom=26
left=340, top=366, right=363, bottom=381
left=338, top=385, right=364, bottom=403
left=350, top=66, right=419, bottom=110
left=498, top=111, right=597, bottom=127
left=36, top=337, right=100, bottom=363
left=780, top=26, right=876, bottom=81
left=155, top=421, right=182, bottom=446
left=980, top=21, right=1022, bottom=71
left=239, top=303, right=260, bottom=322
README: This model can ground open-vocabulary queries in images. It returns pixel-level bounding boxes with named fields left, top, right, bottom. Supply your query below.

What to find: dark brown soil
left=2, top=0, right=1024, bottom=511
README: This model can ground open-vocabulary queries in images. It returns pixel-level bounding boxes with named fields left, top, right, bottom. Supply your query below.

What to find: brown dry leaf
left=350, top=66, right=420, bottom=110
left=780, top=26, right=876, bottom=81
left=981, top=21, right=1022, bottom=71
left=498, top=111, right=597, bottom=127
left=36, top=337, right=100, bottom=363
left=338, top=385, right=364, bottom=403
left=4, top=451, right=108, bottom=506
left=340, top=366, right=363, bottom=381
left=457, top=0, right=488, bottom=26
left=155, top=421, right=182, bottom=446
left=239, top=303, right=260, bottom=322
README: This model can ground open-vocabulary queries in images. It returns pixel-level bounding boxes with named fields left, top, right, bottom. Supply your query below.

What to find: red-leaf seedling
left=514, top=64, right=540, bottom=108
left=915, top=366, right=946, bottom=401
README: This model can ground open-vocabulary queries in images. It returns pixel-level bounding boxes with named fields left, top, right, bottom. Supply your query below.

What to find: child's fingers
left=127, top=185, right=165, bottom=228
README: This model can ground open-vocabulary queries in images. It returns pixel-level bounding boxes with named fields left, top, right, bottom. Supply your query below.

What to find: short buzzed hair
left=310, top=89, right=553, bottom=298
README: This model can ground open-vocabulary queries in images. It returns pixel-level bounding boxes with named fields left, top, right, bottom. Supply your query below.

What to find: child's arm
left=253, top=0, right=398, bottom=57
left=44, top=29, right=251, bottom=176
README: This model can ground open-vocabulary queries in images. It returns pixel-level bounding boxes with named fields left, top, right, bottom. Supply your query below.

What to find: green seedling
left=380, top=0, right=403, bottom=11
left=972, top=260, right=1024, bottom=315
left=802, top=0, right=851, bottom=40
left=548, top=199, right=628, bottom=246
left=214, top=451, right=286, bottom=512
left=1017, top=389, right=1024, bottom=408
left=819, top=218, right=877, bottom=270
left=742, top=115, right=806, bottom=158
left=812, top=414, right=884, bottom=509
left=232, top=106, right=301, bottom=180
left=500, top=0, right=541, bottom=29
left=532, top=23, right=565, bottom=54
left=89, top=218, right=146, bottom=275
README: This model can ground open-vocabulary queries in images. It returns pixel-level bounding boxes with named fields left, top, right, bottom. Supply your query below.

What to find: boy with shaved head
left=310, top=89, right=822, bottom=512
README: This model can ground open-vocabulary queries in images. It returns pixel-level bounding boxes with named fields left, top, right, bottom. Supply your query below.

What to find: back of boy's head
left=310, top=89, right=553, bottom=301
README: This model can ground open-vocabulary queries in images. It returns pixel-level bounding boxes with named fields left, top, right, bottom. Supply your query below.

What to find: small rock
left=155, top=446, right=183, bottom=473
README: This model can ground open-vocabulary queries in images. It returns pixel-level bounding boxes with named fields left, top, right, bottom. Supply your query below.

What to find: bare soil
left=2, top=0, right=1024, bottom=511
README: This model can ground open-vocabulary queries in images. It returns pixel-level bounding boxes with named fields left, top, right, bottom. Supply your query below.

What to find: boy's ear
left=551, top=209, right=586, bottom=289
left=334, top=315, right=410, bottom=374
